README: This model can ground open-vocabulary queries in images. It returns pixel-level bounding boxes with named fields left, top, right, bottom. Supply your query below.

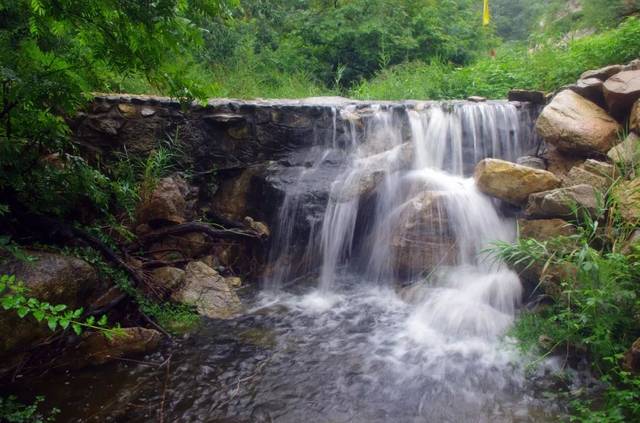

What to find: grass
left=352, top=17, right=640, bottom=100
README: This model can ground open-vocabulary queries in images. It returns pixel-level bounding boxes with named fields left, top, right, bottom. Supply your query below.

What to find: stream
left=13, top=101, right=588, bottom=422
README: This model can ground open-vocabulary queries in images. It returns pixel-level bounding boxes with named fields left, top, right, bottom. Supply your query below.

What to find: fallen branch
left=135, top=222, right=262, bottom=247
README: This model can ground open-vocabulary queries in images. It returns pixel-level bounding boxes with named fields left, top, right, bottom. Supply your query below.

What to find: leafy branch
left=0, top=274, right=117, bottom=337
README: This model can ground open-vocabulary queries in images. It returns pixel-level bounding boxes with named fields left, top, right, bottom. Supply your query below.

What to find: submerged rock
left=474, top=158, right=561, bottom=205
left=73, top=327, right=162, bottom=367
left=390, top=191, right=457, bottom=277
left=536, top=90, right=621, bottom=155
left=171, top=261, right=242, bottom=319
left=525, top=185, right=600, bottom=219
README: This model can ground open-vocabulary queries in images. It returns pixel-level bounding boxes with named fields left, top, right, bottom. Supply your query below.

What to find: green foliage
left=67, top=247, right=200, bottom=334
left=0, top=395, right=58, bottom=423
left=0, top=0, right=233, bottom=219
left=490, top=180, right=640, bottom=420
left=0, top=273, right=115, bottom=336
left=353, top=16, right=640, bottom=100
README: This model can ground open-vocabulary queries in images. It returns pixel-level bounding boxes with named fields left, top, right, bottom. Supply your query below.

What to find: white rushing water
left=255, top=101, right=554, bottom=421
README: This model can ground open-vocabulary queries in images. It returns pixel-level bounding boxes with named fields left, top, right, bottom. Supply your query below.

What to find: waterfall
left=265, top=100, right=538, bottom=334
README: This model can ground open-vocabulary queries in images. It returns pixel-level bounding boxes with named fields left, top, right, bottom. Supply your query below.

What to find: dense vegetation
left=492, top=167, right=640, bottom=421
left=1, top=0, right=640, bottom=421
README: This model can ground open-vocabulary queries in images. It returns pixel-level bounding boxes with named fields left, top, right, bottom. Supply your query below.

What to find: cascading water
left=24, top=100, right=568, bottom=423
left=248, top=101, right=562, bottom=421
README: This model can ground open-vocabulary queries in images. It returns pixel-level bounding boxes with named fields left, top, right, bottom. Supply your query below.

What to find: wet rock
left=171, top=261, right=242, bottom=319
left=624, top=338, right=640, bottom=375
left=580, top=64, right=623, bottom=81
left=612, top=178, right=640, bottom=226
left=330, top=143, right=413, bottom=203
left=74, top=327, right=162, bottom=367
left=244, top=217, right=271, bottom=239
left=561, top=166, right=611, bottom=192
left=137, top=176, right=187, bottom=227
left=540, top=262, right=578, bottom=301
left=508, top=89, right=546, bottom=104
left=604, top=70, right=640, bottom=117
left=516, top=156, right=547, bottom=170
left=390, top=191, right=458, bottom=277
left=518, top=218, right=576, bottom=242
left=536, top=90, right=621, bottom=155
left=225, top=276, right=242, bottom=288
left=212, top=166, right=265, bottom=221
left=467, top=96, right=486, bottom=102
left=525, top=185, right=599, bottom=219
left=608, top=132, right=640, bottom=165
left=150, top=267, right=185, bottom=291
left=474, top=158, right=561, bottom=205
left=0, top=252, right=101, bottom=357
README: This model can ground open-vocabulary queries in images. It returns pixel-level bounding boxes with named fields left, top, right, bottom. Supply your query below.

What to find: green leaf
left=47, top=317, right=58, bottom=331
left=98, top=315, right=108, bottom=326
left=59, top=318, right=70, bottom=329
left=72, top=323, right=82, bottom=336
left=33, top=310, right=45, bottom=322
left=17, top=306, right=29, bottom=318
left=53, top=304, right=67, bottom=312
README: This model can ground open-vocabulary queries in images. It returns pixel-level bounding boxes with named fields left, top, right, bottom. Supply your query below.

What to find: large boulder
left=569, top=77, right=605, bottom=107
left=171, top=261, right=242, bottom=319
left=612, top=178, right=640, bottom=226
left=0, top=252, right=102, bottom=357
left=390, top=191, right=457, bottom=278
left=525, top=185, right=600, bottom=219
left=137, top=176, right=187, bottom=227
left=603, top=70, right=640, bottom=117
left=518, top=218, right=576, bottom=242
left=474, top=158, right=561, bottom=205
left=536, top=90, right=622, bottom=155
left=150, top=266, right=185, bottom=292
left=72, top=327, right=162, bottom=367
left=580, top=64, right=623, bottom=81
left=607, top=132, right=640, bottom=165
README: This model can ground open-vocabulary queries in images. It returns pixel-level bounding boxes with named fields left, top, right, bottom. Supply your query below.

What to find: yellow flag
left=483, top=0, right=490, bottom=26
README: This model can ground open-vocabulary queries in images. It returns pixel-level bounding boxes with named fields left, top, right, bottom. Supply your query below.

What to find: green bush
left=353, top=17, right=640, bottom=100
